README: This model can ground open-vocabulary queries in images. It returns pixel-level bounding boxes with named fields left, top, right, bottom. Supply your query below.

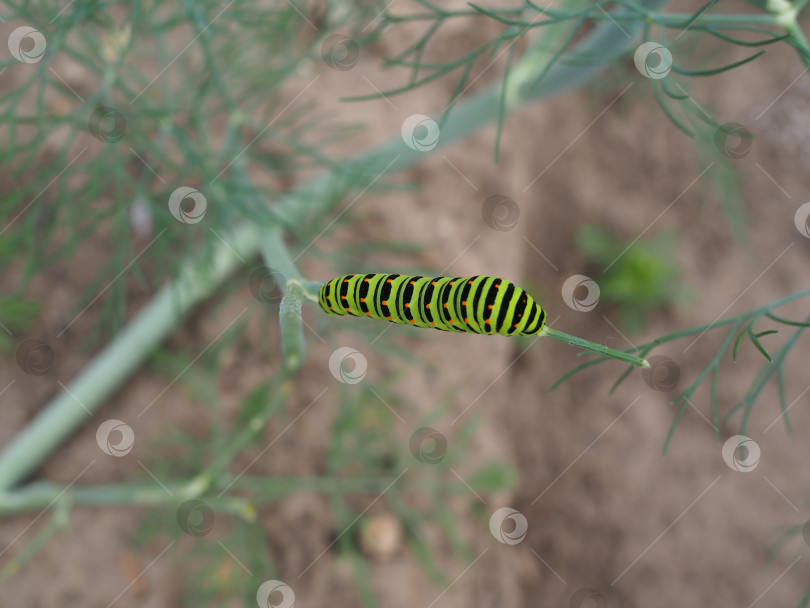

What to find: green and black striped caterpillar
left=316, top=272, right=649, bottom=368
left=319, top=273, right=544, bottom=335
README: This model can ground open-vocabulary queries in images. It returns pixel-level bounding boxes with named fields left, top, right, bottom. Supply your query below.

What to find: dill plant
left=1, top=0, right=809, bottom=605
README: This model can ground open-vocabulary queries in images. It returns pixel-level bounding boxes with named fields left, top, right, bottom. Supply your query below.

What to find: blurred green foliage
left=132, top=370, right=516, bottom=607
left=0, top=296, right=40, bottom=352
left=576, top=225, right=691, bottom=334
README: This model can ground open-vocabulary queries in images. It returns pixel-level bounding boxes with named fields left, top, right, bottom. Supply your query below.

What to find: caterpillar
left=316, top=273, right=649, bottom=368
left=319, top=273, right=544, bottom=335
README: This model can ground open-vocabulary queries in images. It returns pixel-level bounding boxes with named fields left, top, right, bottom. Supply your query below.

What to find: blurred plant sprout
left=1, top=0, right=810, bottom=605
left=576, top=225, right=691, bottom=334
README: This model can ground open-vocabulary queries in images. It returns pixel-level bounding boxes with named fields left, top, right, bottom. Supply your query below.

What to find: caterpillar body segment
left=318, top=274, right=546, bottom=336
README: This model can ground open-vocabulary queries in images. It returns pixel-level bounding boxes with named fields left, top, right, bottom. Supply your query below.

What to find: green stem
left=279, top=281, right=307, bottom=371
left=0, top=222, right=262, bottom=491
left=0, top=0, right=668, bottom=490
left=663, top=319, right=742, bottom=453
left=258, top=226, right=300, bottom=289
left=635, top=287, right=810, bottom=352
left=0, top=502, right=69, bottom=581
left=279, top=280, right=321, bottom=370
left=786, top=20, right=810, bottom=67
left=539, top=326, right=651, bottom=368
left=0, top=480, right=253, bottom=519
left=190, top=382, right=293, bottom=493
left=0, top=474, right=471, bottom=516
left=610, top=10, right=784, bottom=25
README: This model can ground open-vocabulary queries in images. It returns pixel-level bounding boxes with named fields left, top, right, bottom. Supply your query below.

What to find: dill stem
left=539, top=327, right=651, bottom=368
